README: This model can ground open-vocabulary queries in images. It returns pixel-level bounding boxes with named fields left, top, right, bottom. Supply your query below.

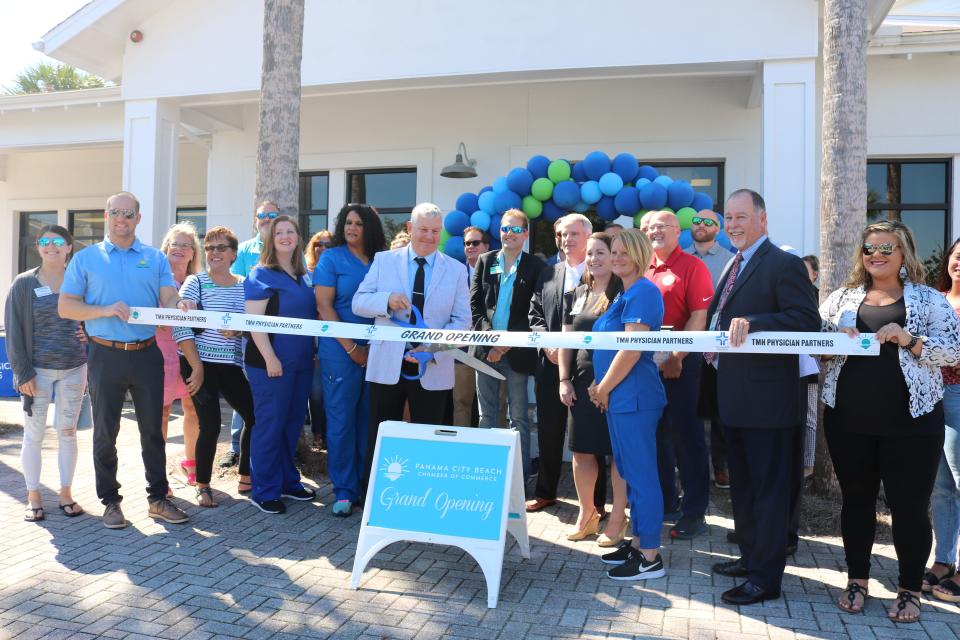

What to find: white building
left=0, top=0, right=958, bottom=305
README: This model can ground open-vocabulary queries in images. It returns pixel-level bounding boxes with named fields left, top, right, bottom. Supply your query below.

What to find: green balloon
left=676, top=207, right=697, bottom=230
left=547, top=160, right=571, bottom=184
left=531, top=177, right=554, bottom=201
left=523, top=196, right=543, bottom=219
left=439, top=228, right=451, bottom=252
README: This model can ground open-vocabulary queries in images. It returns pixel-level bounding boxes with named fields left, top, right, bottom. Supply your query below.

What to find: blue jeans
left=476, top=359, right=531, bottom=480
left=932, top=384, right=960, bottom=564
left=229, top=410, right=242, bottom=454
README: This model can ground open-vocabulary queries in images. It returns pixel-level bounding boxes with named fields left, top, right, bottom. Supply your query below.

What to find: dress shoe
left=525, top=497, right=556, bottom=513
left=566, top=512, right=601, bottom=541
left=721, top=581, right=781, bottom=605
left=662, top=508, right=683, bottom=523
left=726, top=530, right=739, bottom=544
left=714, top=469, right=730, bottom=489
left=713, top=558, right=749, bottom=577
left=670, top=515, right=708, bottom=540
left=597, top=518, right=630, bottom=548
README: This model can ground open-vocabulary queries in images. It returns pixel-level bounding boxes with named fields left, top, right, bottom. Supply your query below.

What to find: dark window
left=298, top=172, right=329, bottom=238
left=68, top=209, right=105, bottom=253
left=867, top=159, right=952, bottom=280
left=176, top=207, right=207, bottom=238
left=19, top=211, right=58, bottom=272
left=346, top=168, right=416, bottom=242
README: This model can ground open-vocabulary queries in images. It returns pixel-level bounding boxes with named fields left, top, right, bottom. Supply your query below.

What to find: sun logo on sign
left=380, top=456, right=408, bottom=481
left=320, top=324, right=329, bottom=332
left=583, top=335, right=593, bottom=345
left=860, top=338, right=871, bottom=350
left=131, top=311, right=140, bottom=320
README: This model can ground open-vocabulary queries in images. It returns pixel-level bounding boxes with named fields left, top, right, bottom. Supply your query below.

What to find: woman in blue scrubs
left=245, top=215, right=317, bottom=514
left=314, top=204, right=386, bottom=517
left=591, top=228, right=668, bottom=581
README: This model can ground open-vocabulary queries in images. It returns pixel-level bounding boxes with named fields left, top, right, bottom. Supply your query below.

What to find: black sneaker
left=252, top=498, right=286, bottom=514
left=280, top=486, right=316, bottom=501
left=670, top=515, right=708, bottom=540
left=600, top=540, right=634, bottom=565
left=607, top=551, right=666, bottom=581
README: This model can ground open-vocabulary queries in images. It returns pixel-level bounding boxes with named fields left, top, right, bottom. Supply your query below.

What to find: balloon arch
left=439, top=151, right=731, bottom=262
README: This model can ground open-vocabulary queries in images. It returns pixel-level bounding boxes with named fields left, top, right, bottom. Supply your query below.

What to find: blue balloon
left=478, top=190, right=497, bottom=214
left=489, top=214, right=502, bottom=234
left=614, top=186, right=641, bottom=216
left=494, top=190, right=522, bottom=215
left=582, top=151, right=612, bottom=181
left=598, top=172, right=624, bottom=197
left=595, top=196, right=618, bottom=221
left=527, top=155, right=551, bottom=179
left=456, top=192, right=479, bottom=214
left=470, top=209, right=491, bottom=231
left=493, top=177, right=510, bottom=193
left=639, top=182, right=668, bottom=210
left=443, top=210, right=470, bottom=236
left=612, top=153, right=639, bottom=183
left=667, top=180, right=695, bottom=210
left=638, top=165, right=659, bottom=182
left=444, top=235, right=466, bottom=262
left=679, top=229, right=693, bottom=250
left=571, top=162, right=587, bottom=183
left=691, top=192, right=714, bottom=212
left=506, top=168, right=534, bottom=196
left=542, top=200, right=565, bottom=222
left=552, top=180, right=581, bottom=209
left=573, top=200, right=590, bottom=213
left=716, top=230, right=734, bottom=251
left=653, top=175, right=673, bottom=188
left=488, top=234, right=502, bottom=250
left=580, top=180, right=602, bottom=204
left=479, top=185, right=493, bottom=195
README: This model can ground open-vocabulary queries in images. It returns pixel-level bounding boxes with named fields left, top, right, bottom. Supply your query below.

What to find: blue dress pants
left=321, top=354, right=369, bottom=502
left=246, top=365, right=311, bottom=503
left=607, top=407, right=663, bottom=549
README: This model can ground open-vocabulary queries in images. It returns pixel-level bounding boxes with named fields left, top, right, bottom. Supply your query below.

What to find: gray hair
left=558, top=213, right=593, bottom=235
left=411, top=203, right=443, bottom=225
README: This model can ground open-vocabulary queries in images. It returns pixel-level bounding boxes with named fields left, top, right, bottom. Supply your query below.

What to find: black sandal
left=932, top=578, right=960, bottom=603
left=837, top=582, right=868, bottom=614
left=888, top=591, right=921, bottom=623
left=24, top=505, right=44, bottom=522
left=922, top=562, right=955, bottom=592
left=196, top=487, right=217, bottom=508
left=58, top=502, right=84, bottom=517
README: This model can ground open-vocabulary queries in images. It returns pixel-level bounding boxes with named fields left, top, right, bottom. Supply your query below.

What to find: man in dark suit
left=470, top=209, right=545, bottom=483
left=702, top=189, right=820, bottom=605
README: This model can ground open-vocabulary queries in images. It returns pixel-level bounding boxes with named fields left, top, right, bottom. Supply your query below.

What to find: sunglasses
left=691, top=217, right=718, bottom=227
left=501, top=225, right=527, bottom=235
left=204, top=244, right=232, bottom=253
left=107, top=208, right=137, bottom=219
left=862, top=242, right=898, bottom=256
left=315, top=242, right=332, bottom=250
left=464, top=240, right=485, bottom=247
left=38, top=237, right=67, bottom=247
left=256, top=211, right=280, bottom=220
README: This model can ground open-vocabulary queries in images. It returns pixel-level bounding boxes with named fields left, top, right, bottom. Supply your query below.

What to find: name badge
left=34, top=286, right=53, bottom=297
left=489, top=264, right=503, bottom=275
left=569, top=296, right=586, bottom=316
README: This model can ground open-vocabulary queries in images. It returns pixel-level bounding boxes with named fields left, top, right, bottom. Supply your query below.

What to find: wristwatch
left=904, top=334, right=920, bottom=350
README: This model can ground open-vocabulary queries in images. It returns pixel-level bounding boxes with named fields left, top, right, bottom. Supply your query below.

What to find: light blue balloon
left=598, top=172, right=624, bottom=197
left=637, top=178, right=651, bottom=187
left=580, top=180, right=602, bottom=204
left=470, top=209, right=491, bottom=231
left=492, top=176, right=510, bottom=193
left=653, top=175, right=673, bottom=188
left=716, top=230, right=734, bottom=251
left=573, top=200, right=590, bottom=213
left=478, top=190, right=496, bottom=214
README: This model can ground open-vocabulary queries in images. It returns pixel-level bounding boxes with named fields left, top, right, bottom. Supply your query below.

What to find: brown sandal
left=837, top=582, right=868, bottom=614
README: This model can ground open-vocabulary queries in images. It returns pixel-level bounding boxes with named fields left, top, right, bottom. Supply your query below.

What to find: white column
left=761, top=60, right=817, bottom=255
left=122, top=99, right=180, bottom=246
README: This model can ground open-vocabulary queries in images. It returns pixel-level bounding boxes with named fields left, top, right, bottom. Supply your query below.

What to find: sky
left=0, top=1, right=92, bottom=90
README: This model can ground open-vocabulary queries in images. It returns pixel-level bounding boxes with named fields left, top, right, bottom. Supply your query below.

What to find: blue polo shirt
left=313, top=245, right=373, bottom=361
left=231, top=235, right=263, bottom=277
left=62, top=237, right=175, bottom=342
left=592, top=278, right=667, bottom=414
left=244, top=266, right=316, bottom=372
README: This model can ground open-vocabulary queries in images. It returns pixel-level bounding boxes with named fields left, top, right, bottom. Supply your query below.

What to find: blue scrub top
left=62, top=237, right=175, bottom=342
left=313, top=245, right=373, bottom=361
left=592, top=278, right=667, bottom=413
left=244, top=266, right=316, bottom=372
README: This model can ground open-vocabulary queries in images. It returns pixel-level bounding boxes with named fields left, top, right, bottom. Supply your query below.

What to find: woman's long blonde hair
left=160, top=222, right=202, bottom=275
left=845, top=219, right=926, bottom=288
left=260, top=215, right=307, bottom=277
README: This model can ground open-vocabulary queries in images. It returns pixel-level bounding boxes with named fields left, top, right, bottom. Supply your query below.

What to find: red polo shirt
left=645, top=245, right=714, bottom=329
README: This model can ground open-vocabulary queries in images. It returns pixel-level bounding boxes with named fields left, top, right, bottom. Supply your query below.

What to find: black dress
left=563, top=285, right=613, bottom=456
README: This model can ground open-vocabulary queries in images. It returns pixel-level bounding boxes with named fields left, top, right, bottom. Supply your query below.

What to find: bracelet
left=904, top=334, right=920, bottom=350
left=346, top=344, right=358, bottom=355
left=559, top=378, right=571, bottom=383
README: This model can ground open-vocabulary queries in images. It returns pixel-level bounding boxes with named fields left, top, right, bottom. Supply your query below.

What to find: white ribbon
left=128, top=307, right=880, bottom=356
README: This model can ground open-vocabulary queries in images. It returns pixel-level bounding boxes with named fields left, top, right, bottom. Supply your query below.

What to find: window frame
left=345, top=167, right=418, bottom=242
left=18, top=210, right=59, bottom=273
left=68, top=208, right=106, bottom=253
left=298, top=170, right=330, bottom=238
left=176, top=206, right=208, bottom=239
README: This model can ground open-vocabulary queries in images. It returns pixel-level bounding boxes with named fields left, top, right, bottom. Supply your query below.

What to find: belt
left=89, top=336, right=156, bottom=351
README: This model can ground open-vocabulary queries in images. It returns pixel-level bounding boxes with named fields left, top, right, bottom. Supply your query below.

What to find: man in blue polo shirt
left=60, top=191, right=194, bottom=529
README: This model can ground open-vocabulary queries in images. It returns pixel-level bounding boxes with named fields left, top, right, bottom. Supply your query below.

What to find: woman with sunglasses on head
left=158, top=223, right=202, bottom=488
left=314, top=204, right=386, bottom=517
left=5, top=226, right=88, bottom=521
left=305, top=230, right=334, bottom=449
left=174, top=227, right=255, bottom=507
left=820, top=220, right=960, bottom=622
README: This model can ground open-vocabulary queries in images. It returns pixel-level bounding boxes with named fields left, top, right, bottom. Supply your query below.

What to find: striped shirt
left=174, top=272, right=245, bottom=366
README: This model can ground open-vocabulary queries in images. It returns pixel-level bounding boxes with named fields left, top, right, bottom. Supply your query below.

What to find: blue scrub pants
left=607, top=407, right=663, bottom=549
left=246, top=365, right=311, bottom=503
left=321, top=353, right=369, bottom=502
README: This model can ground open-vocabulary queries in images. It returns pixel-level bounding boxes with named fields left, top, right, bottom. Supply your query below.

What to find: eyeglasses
left=862, top=242, right=898, bottom=256
left=204, top=244, right=231, bottom=253
left=647, top=223, right=678, bottom=233
left=256, top=211, right=279, bottom=221
left=38, top=237, right=67, bottom=247
left=316, top=242, right=332, bottom=249
left=107, top=208, right=137, bottom=219
left=501, top=225, right=527, bottom=235
left=168, top=242, right=194, bottom=251
left=691, top=217, right=718, bottom=227
left=464, top=240, right=485, bottom=247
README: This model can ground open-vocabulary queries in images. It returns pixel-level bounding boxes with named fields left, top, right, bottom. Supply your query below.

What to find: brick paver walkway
left=1, top=398, right=958, bottom=639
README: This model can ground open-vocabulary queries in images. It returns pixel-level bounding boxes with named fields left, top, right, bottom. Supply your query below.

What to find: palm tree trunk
left=255, top=0, right=305, bottom=218
left=812, top=0, right=869, bottom=497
